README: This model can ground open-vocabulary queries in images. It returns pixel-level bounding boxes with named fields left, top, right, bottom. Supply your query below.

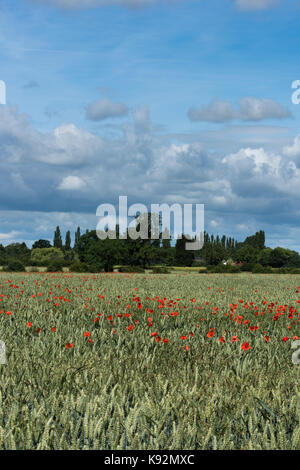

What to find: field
left=0, top=271, right=299, bottom=450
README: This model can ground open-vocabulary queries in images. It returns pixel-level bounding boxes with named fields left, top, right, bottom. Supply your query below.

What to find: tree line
left=1, top=224, right=300, bottom=272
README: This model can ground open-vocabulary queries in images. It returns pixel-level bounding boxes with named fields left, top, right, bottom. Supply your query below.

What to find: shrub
left=240, top=262, right=255, bottom=272
left=205, top=264, right=240, bottom=273
left=69, top=262, right=89, bottom=273
left=118, top=266, right=145, bottom=273
left=86, top=263, right=103, bottom=273
left=152, top=266, right=171, bottom=274
left=47, top=260, right=64, bottom=272
left=252, top=264, right=273, bottom=274
left=6, top=260, right=25, bottom=272
left=289, top=267, right=300, bottom=274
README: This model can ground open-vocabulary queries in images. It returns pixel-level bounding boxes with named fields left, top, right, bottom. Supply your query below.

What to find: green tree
left=64, top=231, right=71, bottom=250
left=5, top=243, right=31, bottom=265
left=31, top=248, right=64, bottom=267
left=53, top=226, right=62, bottom=249
left=32, top=239, right=52, bottom=249
left=175, top=235, right=194, bottom=266
left=74, top=227, right=81, bottom=251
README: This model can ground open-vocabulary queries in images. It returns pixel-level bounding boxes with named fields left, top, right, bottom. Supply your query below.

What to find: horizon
left=1, top=0, right=300, bottom=251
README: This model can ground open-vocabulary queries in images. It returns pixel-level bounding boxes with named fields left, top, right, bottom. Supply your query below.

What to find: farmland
left=0, top=272, right=299, bottom=450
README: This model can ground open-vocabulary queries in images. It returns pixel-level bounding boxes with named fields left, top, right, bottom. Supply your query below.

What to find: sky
left=1, top=0, right=300, bottom=249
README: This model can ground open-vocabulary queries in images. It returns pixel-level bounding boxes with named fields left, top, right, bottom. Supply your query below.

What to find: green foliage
left=47, top=259, right=64, bottom=272
left=69, top=261, right=90, bottom=273
left=5, top=260, right=25, bottom=272
left=64, top=231, right=71, bottom=251
left=252, top=263, right=272, bottom=274
left=151, top=266, right=171, bottom=274
left=240, top=262, right=255, bottom=272
left=31, top=247, right=64, bottom=267
left=118, top=266, right=145, bottom=273
left=4, top=243, right=30, bottom=265
left=53, top=226, right=63, bottom=249
left=32, top=239, right=52, bottom=249
left=269, top=247, right=300, bottom=268
left=77, top=231, right=119, bottom=272
left=206, top=264, right=241, bottom=273
left=243, top=230, right=265, bottom=251
left=175, top=235, right=194, bottom=266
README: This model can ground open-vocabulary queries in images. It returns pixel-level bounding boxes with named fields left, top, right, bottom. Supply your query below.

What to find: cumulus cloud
left=188, top=97, right=291, bottom=123
left=222, top=147, right=281, bottom=176
left=235, top=0, right=280, bottom=10
left=0, top=107, right=103, bottom=166
left=57, top=175, right=86, bottom=190
left=283, top=135, right=300, bottom=158
left=3, top=101, right=300, bottom=252
left=86, top=99, right=129, bottom=121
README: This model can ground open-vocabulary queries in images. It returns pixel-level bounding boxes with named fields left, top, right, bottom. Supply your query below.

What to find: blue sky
left=1, top=0, right=300, bottom=249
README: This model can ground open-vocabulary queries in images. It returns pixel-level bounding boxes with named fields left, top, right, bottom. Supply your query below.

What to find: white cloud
left=188, top=97, right=291, bottom=123
left=57, top=175, right=86, bottom=190
left=86, top=99, right=129, bottom=121
left=235, top=0, right=280, bottom=11
left=0, top=230, right=20, bottom=240
left=283, top=134, right=300, bottom=158
left=222, top=147, right=281, bottom=176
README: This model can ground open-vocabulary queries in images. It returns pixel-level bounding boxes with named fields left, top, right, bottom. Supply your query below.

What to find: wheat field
left=0, top=272, right=299, bottom=450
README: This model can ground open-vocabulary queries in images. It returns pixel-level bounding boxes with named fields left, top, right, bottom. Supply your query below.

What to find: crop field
left=0, top=271, right=299, bottom=450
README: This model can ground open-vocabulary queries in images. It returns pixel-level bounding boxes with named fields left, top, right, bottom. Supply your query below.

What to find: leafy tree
left=31, top=248, right=64, bottom=267
left=77, top=230, right=120, bottom=272
left=244, top=231, right=265, bottom=251
left=235, top=244, right=258, bottom=264
left=64, top=231, right=71, bottom=250
left=269, top=247, right=299, bottom=268
left=0, top=244, right=7, bottom=265
left=6, top=260, right=25, bottom=272
left=175, top=235, right=194, bottom=266
left=5, top=243, right=31, bottom=265
left=74, top=227, right=81, bottom=251
left=32, top=239, right=52, bottom=249
left=258, top=247, right=273, bottom=266
left=53, top=226, right=62, bottom=249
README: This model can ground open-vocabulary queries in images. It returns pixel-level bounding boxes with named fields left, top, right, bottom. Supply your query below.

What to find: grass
left=0, top=271, right=299, bottom=449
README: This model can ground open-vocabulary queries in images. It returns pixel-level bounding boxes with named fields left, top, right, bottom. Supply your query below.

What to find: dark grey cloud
left=86, top=99, right=129, bottom=121
left=188, top=98, right=292, bottom=123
